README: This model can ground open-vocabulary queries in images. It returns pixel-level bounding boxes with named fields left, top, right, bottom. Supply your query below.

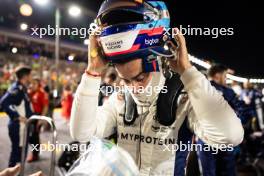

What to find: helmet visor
left=96, top=0, right=157, bottom=26
left=99, top=9, right=145, bottom=26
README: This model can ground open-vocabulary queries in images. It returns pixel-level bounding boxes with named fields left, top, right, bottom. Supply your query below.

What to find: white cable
left=149, top=48, right=175, bottom=58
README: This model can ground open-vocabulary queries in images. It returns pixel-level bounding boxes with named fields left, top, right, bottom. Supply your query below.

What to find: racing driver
left=70, top=0, right=244, bottom=175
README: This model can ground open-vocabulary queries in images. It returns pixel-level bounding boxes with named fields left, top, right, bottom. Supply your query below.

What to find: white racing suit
left=70, top=66, right=244, bottom=176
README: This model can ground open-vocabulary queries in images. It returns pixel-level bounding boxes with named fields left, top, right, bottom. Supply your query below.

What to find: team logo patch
left=151, top=125, right=160, bottom=132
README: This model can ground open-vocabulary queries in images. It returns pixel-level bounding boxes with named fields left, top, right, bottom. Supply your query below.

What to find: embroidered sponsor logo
left=118, top=132, right=176, bottom=145
left=151, top=125, right=174, bottom=133
left=151, top=125, right=160, bottom=132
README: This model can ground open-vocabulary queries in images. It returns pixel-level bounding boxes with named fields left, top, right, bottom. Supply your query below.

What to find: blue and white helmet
left=96, top=0, right=172, bottom=70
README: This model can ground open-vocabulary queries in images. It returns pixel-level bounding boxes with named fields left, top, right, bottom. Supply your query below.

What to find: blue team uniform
left=0, top=81, right=33, bottom=167
left=240, top=88, right=263, bottom=129
left=197, top=81, right=249, bottom=176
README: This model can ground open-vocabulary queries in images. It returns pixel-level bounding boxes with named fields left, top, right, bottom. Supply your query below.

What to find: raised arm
left=182, top=67, right=244, bottom=146
left=70, top=35, right=117, bottom=142
left=169, top=28, right=243, bottom=146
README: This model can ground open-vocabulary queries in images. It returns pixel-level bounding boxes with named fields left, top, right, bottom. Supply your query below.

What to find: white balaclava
left=126, top=59, right=166, bottom=107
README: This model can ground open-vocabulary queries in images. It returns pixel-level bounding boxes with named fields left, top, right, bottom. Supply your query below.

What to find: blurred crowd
left=0, top=35, right=88, bottom=63
left=0, top=54, right=86, bottom=112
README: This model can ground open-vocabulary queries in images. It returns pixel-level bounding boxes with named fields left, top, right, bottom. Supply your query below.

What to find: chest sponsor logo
left=118, top=132, right=176, bottom=146
left=151, top=125, right=160, bottom=132
left=151, top=125, right=176, bottom=133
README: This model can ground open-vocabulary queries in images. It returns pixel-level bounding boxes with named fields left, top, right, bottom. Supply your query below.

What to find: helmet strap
left=142, top=55, right=160, bottom=73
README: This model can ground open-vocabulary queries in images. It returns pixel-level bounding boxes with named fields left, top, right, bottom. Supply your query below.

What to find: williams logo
left=151, top=125, right=176, bottom=133
left=151, top=125, right=160, bottom=132
left=145, top=38, right=159, bottom=46
left=105, top=40, right=123, bottom=50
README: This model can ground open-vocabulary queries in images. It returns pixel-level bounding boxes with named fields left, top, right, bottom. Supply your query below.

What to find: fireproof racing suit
left=70, top=67, right=244, bottom=176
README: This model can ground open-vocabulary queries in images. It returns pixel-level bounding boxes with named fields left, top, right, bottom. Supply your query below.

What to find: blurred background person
left=61, top=85, right=73, bottom=122
left=197, top=64, right=249, bottom=176
left=27, top=78, right=49, bottom=162
left=0, top=66, right=33, bottom=167
left=240, top=81, right=264, bottom=131
left=238, top=81, right=264, bottom=172
left=28, top=78, right=49, bottom=117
